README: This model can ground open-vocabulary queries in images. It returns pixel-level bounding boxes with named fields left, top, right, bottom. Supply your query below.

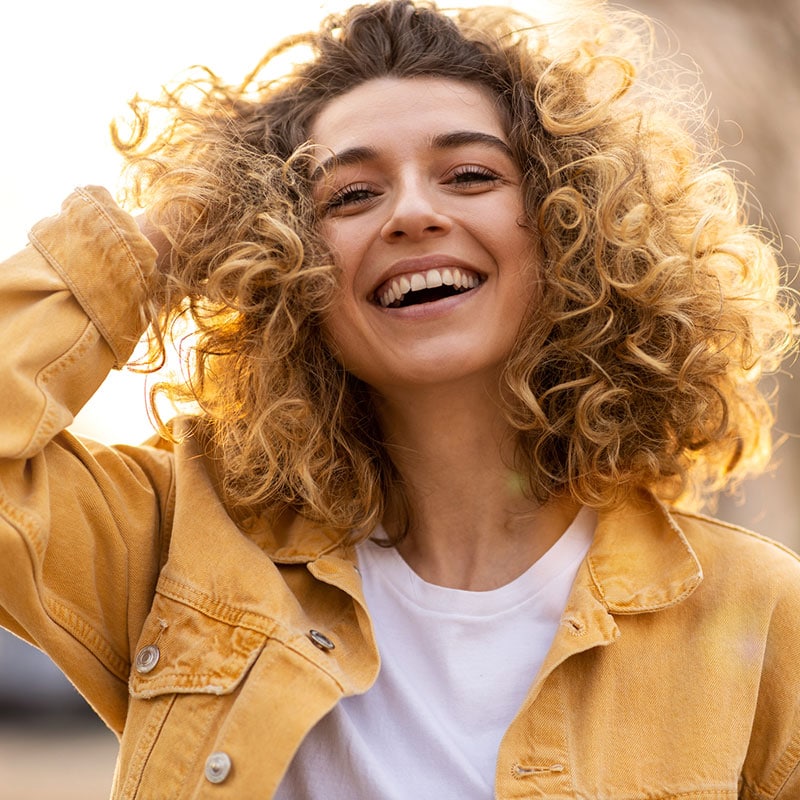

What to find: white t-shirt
left=275, top=507, right=595, bottom=799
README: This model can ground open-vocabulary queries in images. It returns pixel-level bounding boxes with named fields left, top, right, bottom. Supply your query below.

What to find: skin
left=311, top=77, right=578, bottom=590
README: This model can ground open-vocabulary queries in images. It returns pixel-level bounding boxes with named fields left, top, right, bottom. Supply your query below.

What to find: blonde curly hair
left=115, top=0, right=796, bottom=535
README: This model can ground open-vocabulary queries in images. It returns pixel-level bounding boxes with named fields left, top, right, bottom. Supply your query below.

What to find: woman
left=1, top=1, right=798, bottom=797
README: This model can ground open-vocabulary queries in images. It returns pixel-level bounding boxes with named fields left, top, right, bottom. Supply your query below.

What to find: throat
left=392, top=496, right=583, bottom=591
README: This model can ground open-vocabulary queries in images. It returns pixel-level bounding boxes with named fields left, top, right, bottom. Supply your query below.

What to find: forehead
left=308, top=76, right=507, bottom=150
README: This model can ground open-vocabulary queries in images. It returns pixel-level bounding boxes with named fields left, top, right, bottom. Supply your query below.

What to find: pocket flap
left=129, top=593, right=266, bottom=699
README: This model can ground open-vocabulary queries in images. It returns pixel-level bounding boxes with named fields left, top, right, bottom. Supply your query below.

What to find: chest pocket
left=116, top=592, right=267, bottom=800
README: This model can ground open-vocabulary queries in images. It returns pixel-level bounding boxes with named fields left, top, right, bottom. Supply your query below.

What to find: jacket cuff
left=28, top=186, right=159, bottom=367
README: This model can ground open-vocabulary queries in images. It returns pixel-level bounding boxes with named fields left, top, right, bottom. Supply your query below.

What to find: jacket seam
left=119, top=694, right=176, bottom=799
left=670, top=509, right=800, bottom=565
left=27, top=230, right=120, bottom=363
left=156, top=575, right=282, bottom=636
left=0, top=489, right=46, bottom=562
left=775, top=755, right=800, bottom=799
left=44, top=591, right=130, bottom=680
left=555, top=668, right=577, bottom=796
left=741, top=776, right=771, bottom=800
left=28, top=187, right=147, bottom=367
left=72, top=186, right=148, bottom=284
left=626, top=793, right=737, bottom=799
left=746, top=731, right=800, bottom=800
left=27, top=321, right=98, bottom=458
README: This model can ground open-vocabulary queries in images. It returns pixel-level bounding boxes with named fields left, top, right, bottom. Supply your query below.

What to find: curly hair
left=114, top=0, right=796, bottom=534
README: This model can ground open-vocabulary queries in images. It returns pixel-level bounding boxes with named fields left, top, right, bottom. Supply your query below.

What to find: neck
left=375, top=378, right=579, bottom=590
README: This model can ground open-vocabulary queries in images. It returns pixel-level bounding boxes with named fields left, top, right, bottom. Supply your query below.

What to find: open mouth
left=374, top=267, right=482, bottom=309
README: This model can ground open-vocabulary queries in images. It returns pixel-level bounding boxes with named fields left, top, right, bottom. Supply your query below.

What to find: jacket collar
left=244, top=507, right=350, bottom=564
left=179, top=416, right=352, bottom=565
left=488, top=491, right=704, bottom=709
left=168, top=421, right=701, bottom=620
left=212, top=492, right=703, bottom=618
left=249, top=489, right=705, bottom=614
left=587, top=491, right=703, bottom=614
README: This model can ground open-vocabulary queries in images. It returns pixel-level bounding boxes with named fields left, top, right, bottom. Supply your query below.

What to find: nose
left=380, top=178, right=452, bottom=242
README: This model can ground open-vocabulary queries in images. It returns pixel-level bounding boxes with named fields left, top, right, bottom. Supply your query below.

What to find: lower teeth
left=392, top=285, right=469, bottom=308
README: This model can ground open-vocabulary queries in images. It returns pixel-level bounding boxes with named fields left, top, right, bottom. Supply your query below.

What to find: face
left=310, top=77, right=538, bottom=396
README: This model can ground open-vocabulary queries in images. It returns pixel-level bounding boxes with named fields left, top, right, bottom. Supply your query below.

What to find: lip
left=369, top=254, right=485, bottom=301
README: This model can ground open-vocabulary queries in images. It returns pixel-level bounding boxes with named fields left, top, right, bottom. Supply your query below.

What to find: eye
left=323, top=183, right=377, bottom=214
left=447, top=165, right=501, bottom=187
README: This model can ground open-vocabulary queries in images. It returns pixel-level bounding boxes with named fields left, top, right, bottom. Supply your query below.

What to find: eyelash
left=324, top=183, right=375, bottom=212
left=448, top=165, right=501, bottom=185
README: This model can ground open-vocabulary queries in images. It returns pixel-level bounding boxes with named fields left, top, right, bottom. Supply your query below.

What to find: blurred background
left=1, top=0, right=798, bottom=796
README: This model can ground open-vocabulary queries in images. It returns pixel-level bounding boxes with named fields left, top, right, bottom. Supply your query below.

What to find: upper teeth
left=378, top=268, right=480, bottom=308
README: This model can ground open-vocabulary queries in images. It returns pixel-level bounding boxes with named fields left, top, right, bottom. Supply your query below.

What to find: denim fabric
left=1, top=188, right=799, bottom=799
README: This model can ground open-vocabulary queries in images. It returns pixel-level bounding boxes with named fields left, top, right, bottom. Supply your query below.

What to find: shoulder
left=670, top=513, right=800, bottom=798
left=670, top=506, right=800, bottom=567
left=670, top=506, right=800, bottom=607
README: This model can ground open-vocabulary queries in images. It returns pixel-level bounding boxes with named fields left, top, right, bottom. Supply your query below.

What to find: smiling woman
left=2, top=1, right=800, bottom=799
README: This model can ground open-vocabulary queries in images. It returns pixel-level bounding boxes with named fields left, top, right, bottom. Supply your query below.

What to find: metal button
left=134, top=644, right=160, bottom=674
left=308, top=629, right=335, bottom=651
left=204, top=751, right=232, bottom=784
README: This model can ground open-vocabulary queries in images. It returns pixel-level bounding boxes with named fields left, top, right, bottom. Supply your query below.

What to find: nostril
left=381, top=213, right=450, bottom=241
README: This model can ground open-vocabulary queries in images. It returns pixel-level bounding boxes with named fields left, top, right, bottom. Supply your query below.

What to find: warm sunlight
left=3, top=4, right=799, bottom=797
left=2, top=1, right=357, bottom=442
left=2, top=0, right=564, bottom=445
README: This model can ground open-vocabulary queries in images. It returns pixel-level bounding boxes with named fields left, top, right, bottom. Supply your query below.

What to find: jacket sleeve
left=0, top=186, right=175, bottom=734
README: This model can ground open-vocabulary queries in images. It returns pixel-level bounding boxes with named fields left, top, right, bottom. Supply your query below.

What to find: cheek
left=317, top=226, right=368, bottom=367
left=319, top=286, right=365, bottom=373
left=319, top=213, right=361, bottom=256
left=509, top=259, right=545, bottom=346
left=502, top=247, right=542, bottom=334
left=319, top=222, right=367, bottom=296
left=320, top=294, right=349, bottom=349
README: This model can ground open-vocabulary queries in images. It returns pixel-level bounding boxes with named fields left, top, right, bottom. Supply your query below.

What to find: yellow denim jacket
left=1, top=187, right=800, bottom=799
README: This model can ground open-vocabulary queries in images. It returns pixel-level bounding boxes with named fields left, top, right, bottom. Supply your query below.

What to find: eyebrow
left=310, top=130, right=514, bottom=182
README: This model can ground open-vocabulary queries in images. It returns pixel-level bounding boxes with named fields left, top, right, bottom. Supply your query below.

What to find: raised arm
left=0, top=187, right=175, bottom=733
